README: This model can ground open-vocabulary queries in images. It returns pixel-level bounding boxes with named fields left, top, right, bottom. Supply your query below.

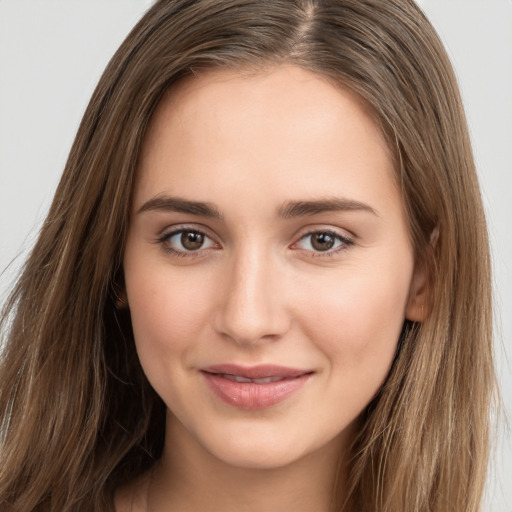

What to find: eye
left=158, top=228, right=218, bottom=255
left=294, top=230, right=353, bottom=255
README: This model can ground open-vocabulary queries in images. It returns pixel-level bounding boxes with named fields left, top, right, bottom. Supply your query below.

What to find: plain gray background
left=0, top=1, right=510, bottom=510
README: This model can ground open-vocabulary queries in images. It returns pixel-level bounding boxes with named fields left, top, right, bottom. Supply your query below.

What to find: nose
left=213, top=244, right=290, bottom=346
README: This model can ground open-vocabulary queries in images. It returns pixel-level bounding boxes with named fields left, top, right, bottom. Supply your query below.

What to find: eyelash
left=293, top=229, right=354, bottom=258
left=156, top=227, right=219, bottom=258
left=156, top=227, right=354, bottom=258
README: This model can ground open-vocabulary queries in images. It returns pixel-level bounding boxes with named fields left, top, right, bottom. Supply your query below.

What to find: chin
left=192, top=418, right=343, bottom=472
left=208, top=441, right=308, bottom=471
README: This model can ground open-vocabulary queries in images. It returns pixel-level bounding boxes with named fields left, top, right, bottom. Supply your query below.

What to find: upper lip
left=201, top=364, right=312, bottom=379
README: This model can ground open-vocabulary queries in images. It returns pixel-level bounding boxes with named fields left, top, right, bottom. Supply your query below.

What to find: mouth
left=217, top=374, right=288, bottom=384
left=200, top=364, right=313, bottom=410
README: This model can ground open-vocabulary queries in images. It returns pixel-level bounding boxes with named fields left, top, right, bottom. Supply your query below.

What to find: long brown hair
left=0, top=1, right=494, bottom=510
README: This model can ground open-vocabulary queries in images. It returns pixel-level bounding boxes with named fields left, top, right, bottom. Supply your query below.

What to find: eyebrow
left=137, top=195, right=378, bottom=220
left=137, top=195, right=223, bottom=219
left=278, top=198, right=379, bottom=218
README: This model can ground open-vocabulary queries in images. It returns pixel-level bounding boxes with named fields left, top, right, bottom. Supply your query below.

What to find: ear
left=405, top=262, right=429, bottom=322
left=113, top=280, right=129, bottom=309
left=405, top=226, right=438, bottom=322
left=115, top=290, right=129, bottom=309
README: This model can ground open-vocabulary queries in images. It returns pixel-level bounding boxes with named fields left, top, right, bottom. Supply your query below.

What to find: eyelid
left=155, top=224, right=221, bottom=256
left=156, top=222, right=219, bottom=239
left=154, top=223, right=355, bottom=258
left=290, top=227, right=354, bottom=256
left=292, top=221, right=357, bottom=239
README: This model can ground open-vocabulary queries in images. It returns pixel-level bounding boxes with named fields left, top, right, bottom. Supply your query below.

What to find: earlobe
left=113, top=282, right=129, bottom=309
left=406, top=227, right=438, bottom=322
left=405, top=264, right=429, bottom=322
left=115, top=291, right=129, bottom=309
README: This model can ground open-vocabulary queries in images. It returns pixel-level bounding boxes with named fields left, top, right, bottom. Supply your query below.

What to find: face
left=123, top=65, right=426, bottom=470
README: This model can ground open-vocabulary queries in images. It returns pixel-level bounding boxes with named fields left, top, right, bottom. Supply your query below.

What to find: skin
left=117, top=65, right=427, bottom=511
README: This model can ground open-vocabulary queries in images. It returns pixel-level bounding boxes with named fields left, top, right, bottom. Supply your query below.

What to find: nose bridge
left=215, top=240, right=288, bottom=344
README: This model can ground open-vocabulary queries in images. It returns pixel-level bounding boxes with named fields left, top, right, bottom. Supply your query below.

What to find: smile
left=200, top=364, right=313, bottom=410
left=221, top=374, right=285, bottom=383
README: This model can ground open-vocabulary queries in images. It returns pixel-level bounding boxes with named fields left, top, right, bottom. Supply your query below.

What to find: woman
left=0, top=1, right=495, bottom=511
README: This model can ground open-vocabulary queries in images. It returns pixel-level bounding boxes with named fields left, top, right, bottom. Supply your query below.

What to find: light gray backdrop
left=0, top=1, right=510, bottom=510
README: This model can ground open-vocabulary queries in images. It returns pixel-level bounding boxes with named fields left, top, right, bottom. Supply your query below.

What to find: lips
left=201, top=364, right=313, bottom=410
left=221, top=374, right=285, bottom=384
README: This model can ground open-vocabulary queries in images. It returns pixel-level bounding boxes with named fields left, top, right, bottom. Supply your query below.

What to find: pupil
left=312, top=233, right=335, bottom=251
left=181, top=231, right=204, bottom=250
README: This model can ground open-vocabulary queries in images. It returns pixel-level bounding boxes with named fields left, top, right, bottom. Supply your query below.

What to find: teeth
left=221, top=374, right=284, bottom=383
left=253, top=377, right=283, bottom=383
left=223, top=374, right=252, bottom=383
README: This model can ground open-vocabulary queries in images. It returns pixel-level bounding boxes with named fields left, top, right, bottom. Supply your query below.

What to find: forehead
left=142, top=65, right=388, bottom=158
left=134, top=65, right=399, bottom=218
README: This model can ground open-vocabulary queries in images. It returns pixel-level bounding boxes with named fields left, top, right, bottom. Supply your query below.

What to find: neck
left=145, top=411, right=353, bottom=512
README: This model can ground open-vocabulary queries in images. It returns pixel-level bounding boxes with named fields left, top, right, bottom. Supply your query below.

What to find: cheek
left=294, top=263, right=413, bottom=429
left=125, top=267, right=216, bottom=382
left=298, top=259, right=413, bottom=373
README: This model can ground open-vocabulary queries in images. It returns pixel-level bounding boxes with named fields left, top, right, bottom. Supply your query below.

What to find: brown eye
left=311, top=232, right=336, bottom=251
left=294, top=230, right=353, bottom=255
left=181, top=230, right=204, bottom=250
left=159, top=228, right=217, bottom=255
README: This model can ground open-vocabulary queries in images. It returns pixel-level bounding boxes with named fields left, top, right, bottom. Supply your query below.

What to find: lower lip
left=201, top=372, right=311, bottom=410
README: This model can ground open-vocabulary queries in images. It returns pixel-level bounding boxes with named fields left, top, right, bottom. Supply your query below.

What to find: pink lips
left=201, top=364, right=312, bottom=410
